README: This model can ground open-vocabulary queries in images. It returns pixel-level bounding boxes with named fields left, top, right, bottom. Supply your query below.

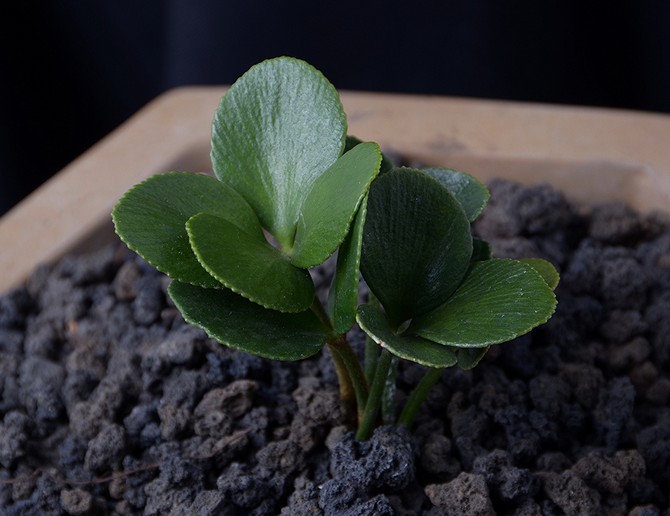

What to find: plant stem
left=364, top=293, right=380, bottom=383
left=397, top=367, right=445, bottom=429
left=310, top=298, right=333, bottom=330
left=310, top=299, right=356, bottom=414
left=381, top=356, right=398, bottom=425
left=364, top=334, right=378, bottom=384
left=328, top=335, right=369, bottom=422
left=356, top=348, right=393, bottom=440
left=326, top=340, right=356, bottom=411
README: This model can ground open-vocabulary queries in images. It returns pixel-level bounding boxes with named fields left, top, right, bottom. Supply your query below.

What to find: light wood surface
left=2, top=87, right=670, bottom=293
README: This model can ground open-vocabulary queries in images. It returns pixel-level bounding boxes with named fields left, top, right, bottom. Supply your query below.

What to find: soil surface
left=1, top=180, right=669, bottom=515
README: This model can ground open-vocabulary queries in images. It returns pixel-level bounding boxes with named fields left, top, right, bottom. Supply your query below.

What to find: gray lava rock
left=18, top=356, right=65, bottom=427
left=2, top=179, right=670, bottom=514
left=60, top=488, right=93, bottom=515
left=589, top=202, right=643, bottom=244
left=594, top=377, right=636, bottom=450
left=216, top=462, right=271, bottom=509
left=636, top=418, right=670, bottom=484
left=281, top=476, right=320, bottom=516
left=473, top=449, right=539, bottom=502
left=330, top=425, right=415, bottom=492
left=84, top=424, right=126, bottom=473
left=425, top=472, right=495, bottom=516
left=187, top=490, right=227, bottom=515
left=572, top=450, right=645, bottom=496
left=542, top=470, right=601, bottom=516
left=194, top=379, right=258, bottom=419
left=0, top=411, right=30, bottom=468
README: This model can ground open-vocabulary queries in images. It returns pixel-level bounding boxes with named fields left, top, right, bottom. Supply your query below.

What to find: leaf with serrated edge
left=423, top=168, right=490, bottom=222
left=291, top=142, right=381, bottom=268
left=187, top=212, right=314, bottom=313
left=412, top=259, right=557, bottom=348
left=169, top=281, right=328, bottom=361
left=328, top=197, right=367, bottom=334
left=361, top=168, right=473, bottom=326
left=346, top=135, right=395, bottom=174
left=211, top=57, right=346, bottom=249
left=520, top=258, right=560, bottom=290
left=356, top=304, right=458, bottom=368
left=112, top=172, right=261, bottom=288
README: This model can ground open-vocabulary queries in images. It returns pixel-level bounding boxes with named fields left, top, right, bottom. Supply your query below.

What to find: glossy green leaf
left=187, top=212, right=314, bottom=313
left=413, top=259, right=557, bottom=347
left=328, top=198, right=367, bottom=334
left=211, top=57, right=347, bottom=249
left=471, top=237, right=492, bottom=262
left=291, top=142, right=381, bottom=268
left=457, top=347, right=489, bottom=370
left=168, top=280, right=328, bottom=361
left=423, top=168, right=490, bottom=221
left=346, top=135, right=395, bottom=174
left=112, top=172, right=260, bottom=288
left=356, top=304, right=458, bottom=368
left=360, top=168, right=473, bottom=326
left=520, top=258, right=560, bottom=290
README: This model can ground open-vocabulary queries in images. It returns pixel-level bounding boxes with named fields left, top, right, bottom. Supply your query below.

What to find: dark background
left=2, top=1, right=669, bottom=216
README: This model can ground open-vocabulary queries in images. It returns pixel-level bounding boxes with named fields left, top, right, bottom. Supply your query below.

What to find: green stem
left=327, top=340, right=356, bottom=412
left=364, top=293, right=380, bottom=383
left=397, top=367, right=445, bottom=429
left=328, top=335, right=369, bottom=423
left=356, top=348, right=393, bottom=440
left=310, top=297, right=333, bottom=330
left=381, top=356, right=398, bottom=425
left=310, top=299, right=356, bottom=414
left=364, top=334, right=378, bottom=384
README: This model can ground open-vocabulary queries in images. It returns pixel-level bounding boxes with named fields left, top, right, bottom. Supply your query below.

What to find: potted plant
left=112, top=56, right=558, bottom=441
left=1, top=57, right=668, bottom=515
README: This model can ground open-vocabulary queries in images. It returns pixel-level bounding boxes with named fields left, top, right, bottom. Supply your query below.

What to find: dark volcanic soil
left=1, top=180, right=669, bottom=515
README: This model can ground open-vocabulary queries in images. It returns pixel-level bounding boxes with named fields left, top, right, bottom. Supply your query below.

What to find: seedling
left=112, top=57, right=558, bottom=440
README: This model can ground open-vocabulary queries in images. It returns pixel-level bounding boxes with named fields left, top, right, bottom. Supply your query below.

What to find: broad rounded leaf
left=423, top=168, right=490, bottom=221
left=413, top=259, right=557, bottom=347
left=327, top=198, right=367, bottom=334
left=457, top=347, right=489, bottom=370
left=356, top=304, right=458, bottom=368
left=291, top=142, right=381, bottom=268
left=112, top=172, right=260, bottom=288
left=169, top=280, right=328, bottom=361
left=211, top=57, right=347, bottom=249
left=472, top=237, right=492, bottom=262
left=520, top=258, right=560, bottom=290
left=361, top=168, right=473, bottom=326
left=187, top=212, right=314, bottom=313
left=346, top=135, right=395, bottom=174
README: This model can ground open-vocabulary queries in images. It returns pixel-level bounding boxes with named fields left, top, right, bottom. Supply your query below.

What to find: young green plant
left=112, top=57, right=558, bottom=440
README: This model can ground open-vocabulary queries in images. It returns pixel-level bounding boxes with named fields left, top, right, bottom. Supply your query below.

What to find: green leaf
left=520, top=258, right=560, bottom=290
left=346, top=135, right=395, bottom=174
left=356, top=304, right=458, bottom=368
left=112, top=172, right=260, bottom=288
left=423, top=168, right=490, bottom=221
left=291, top=142, right=381, bottom=268
left=211, top=57, right=347, bottom=249
left=472, top=237, right=492, bottom=262
left=168, top=280, right=328, bottom=361
left=360, top=168, right=473, bottom=326
left=187, top=212, right=314, bottom=313
left=328, top=197, right=367, bottom=334
left=412, top=259, right=557, bottom=347
left=457, top=347, right=489, bottom=370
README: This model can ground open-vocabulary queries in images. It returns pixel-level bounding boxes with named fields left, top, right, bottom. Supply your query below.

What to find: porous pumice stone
left=1, top=179, right=669, bottom=514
